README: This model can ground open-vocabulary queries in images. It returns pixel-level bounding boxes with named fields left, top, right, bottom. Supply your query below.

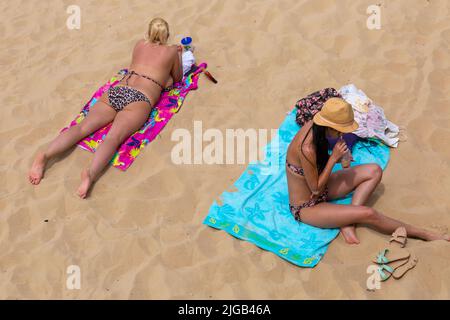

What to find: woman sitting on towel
left=286, top=98, right=450, bottom=243
left=28, top=18, right=183, bottom=198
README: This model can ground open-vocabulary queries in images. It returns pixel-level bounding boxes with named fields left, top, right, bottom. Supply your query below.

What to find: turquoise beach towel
left=203, top=109, right=390, bottom=267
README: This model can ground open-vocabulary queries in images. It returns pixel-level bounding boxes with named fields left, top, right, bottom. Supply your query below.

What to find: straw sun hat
left=313, top=98, right=359, bottom=133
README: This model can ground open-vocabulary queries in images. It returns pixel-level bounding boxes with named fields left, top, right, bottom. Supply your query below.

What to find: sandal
left=393, top=253, right=418, bottom=280
left=377, top=264, right=395, bottom=282
left=373, top=248, right=410, bottom=265
left=376, top=258, right=409, bottom=282
left=390, top=227, right=407, bottom=248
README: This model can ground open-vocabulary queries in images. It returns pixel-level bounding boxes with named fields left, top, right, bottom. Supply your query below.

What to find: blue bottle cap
left=181, top=37, right=192, bottom=45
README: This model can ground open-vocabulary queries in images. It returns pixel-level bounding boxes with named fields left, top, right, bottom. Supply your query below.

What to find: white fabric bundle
left=182, top=50, right=196, bottom=75
left=339, top=84, right=400, bottom=148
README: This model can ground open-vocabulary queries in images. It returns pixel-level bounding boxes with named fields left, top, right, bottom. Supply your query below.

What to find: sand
left=1, top=0, right=450, bottom=299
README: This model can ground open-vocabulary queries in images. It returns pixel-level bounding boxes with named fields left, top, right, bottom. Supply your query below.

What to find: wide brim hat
left=313, top=98, right=359, bottom=133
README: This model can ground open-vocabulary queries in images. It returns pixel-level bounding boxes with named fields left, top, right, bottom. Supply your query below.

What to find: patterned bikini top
left=286, top=160, right=305, bottom=176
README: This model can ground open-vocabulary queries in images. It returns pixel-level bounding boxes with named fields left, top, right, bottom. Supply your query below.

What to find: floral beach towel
left=60, top=63, right=206, bottom=171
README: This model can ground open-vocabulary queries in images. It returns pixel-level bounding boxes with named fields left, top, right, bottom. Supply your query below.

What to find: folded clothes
left=203, top=108, right=390, bottom=268
left=339, top=84, right=400, bottom=148
left=60, top=63, right=206, bottom=171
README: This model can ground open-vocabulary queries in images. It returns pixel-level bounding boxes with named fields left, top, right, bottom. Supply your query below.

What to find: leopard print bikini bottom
left=107, top=86, right=151, bottom=112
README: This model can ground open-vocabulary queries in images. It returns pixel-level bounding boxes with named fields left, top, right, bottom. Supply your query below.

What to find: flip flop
left=393, top=253, right=418, bottom=280
left=377, top=264, right=394, bottom=282
left=376, top=258, right=410, bottom=282
left=373, top=248, right=410, bottom=265
left=390, top=226, right=407, bottom=248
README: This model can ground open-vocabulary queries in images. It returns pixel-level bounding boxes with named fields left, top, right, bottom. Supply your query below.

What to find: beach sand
left=1, top=0, right=450, bottom=299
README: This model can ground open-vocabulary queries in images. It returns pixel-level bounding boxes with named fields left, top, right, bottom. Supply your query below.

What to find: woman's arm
left=299, top=147, right=336, bottom=195
left=315, top=156, right=337, bottom=195
left=299, top=140, right=348, bottom=196
left=170, top=46, right=183, bottom=83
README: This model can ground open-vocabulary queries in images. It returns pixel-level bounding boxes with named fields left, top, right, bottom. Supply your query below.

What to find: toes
left=346, top=237, right=360, bottom=245
left=76, top=187, right=87, bottom=199
left=28, top=170, right=42, bottom=185
left=29, top=175, right=40, bottom=185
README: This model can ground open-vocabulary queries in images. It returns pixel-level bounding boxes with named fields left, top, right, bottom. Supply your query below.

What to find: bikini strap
left=127, top=70, right=165, bottom=90
left=125, top=71, right=133, bottom=86
left=286, top=160, right=305, bottom=176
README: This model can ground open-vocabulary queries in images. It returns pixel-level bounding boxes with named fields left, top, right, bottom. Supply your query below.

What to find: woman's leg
left=326, top=164, right=383, bottom=244
left=300, top=203, right=450, bottom=242
left=28, top=100, right=117, bottom=184
left=76, top=101, right=151, bottom=198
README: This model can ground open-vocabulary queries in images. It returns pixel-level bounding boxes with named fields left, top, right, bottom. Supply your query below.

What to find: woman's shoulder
left=135, top=39, right=146, bottom=47
left=294, top=125, right=315, bottom=152
left=133, top=39, right=146, bottom=53
left=296, top=136, right=314, bottom=151
left=135, top=39, right=173, bottom=48
left=134, top=40, right=176, bottom=56
left=295, top=121, right=313, bottom=141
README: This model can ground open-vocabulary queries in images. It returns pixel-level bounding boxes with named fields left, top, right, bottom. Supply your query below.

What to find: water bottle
left=181, top=36, right=193, bottom=52
left=341, top=150, right=352, bottom=168
left=339, top=136, right=352, bottom=168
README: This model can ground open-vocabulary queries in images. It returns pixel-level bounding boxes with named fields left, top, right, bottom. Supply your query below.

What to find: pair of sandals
left=373, top=227, right=419, bottom=282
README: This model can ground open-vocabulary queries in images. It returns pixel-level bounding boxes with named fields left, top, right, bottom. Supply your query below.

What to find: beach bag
left=295, top=88, right=341, bottom=126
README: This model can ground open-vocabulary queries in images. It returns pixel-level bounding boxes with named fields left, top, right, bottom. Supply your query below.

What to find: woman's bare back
left=286, top=121, right=315, bottom=205
left=117, top=40, right=181, bottom=105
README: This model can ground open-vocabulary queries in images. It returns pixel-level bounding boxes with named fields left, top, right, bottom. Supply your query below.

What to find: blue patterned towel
left=203, top=109, right=390, bottom=267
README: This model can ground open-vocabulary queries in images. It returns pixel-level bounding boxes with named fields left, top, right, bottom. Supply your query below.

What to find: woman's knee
left=357, top=206, right=380, bottom=223
left=78, top=123, right=94, bottom=137
left=368, top=164, right=383, bottom=182
left=103, top=132, right=125, bottom=146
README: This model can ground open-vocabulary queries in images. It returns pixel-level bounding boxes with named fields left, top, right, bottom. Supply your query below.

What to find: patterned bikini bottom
left=107, top=86, right=151, bottom=112
left=289, top=187, right=329, bottom=222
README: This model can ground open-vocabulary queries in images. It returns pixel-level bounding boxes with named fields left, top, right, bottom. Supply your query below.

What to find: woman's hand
left=331, top=140, right=349, bottom=163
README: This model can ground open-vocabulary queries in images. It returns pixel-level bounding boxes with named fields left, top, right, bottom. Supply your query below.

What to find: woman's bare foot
left=423, top=230, right=450, bottom=242
left=77, top=168, right=92, bottom=199
left=340, top=225, right=360, bottom=244
left=28, top=152, right=47, bottom=185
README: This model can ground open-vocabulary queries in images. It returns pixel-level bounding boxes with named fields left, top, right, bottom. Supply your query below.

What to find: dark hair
left=301, top=123, right=329, bottom=174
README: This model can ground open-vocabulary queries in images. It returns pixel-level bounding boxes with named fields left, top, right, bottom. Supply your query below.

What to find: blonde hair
left=145, top=18, right=169, bottom=45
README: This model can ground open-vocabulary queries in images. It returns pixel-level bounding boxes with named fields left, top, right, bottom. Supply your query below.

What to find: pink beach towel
left=60, top=63, right=206, bottom=171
